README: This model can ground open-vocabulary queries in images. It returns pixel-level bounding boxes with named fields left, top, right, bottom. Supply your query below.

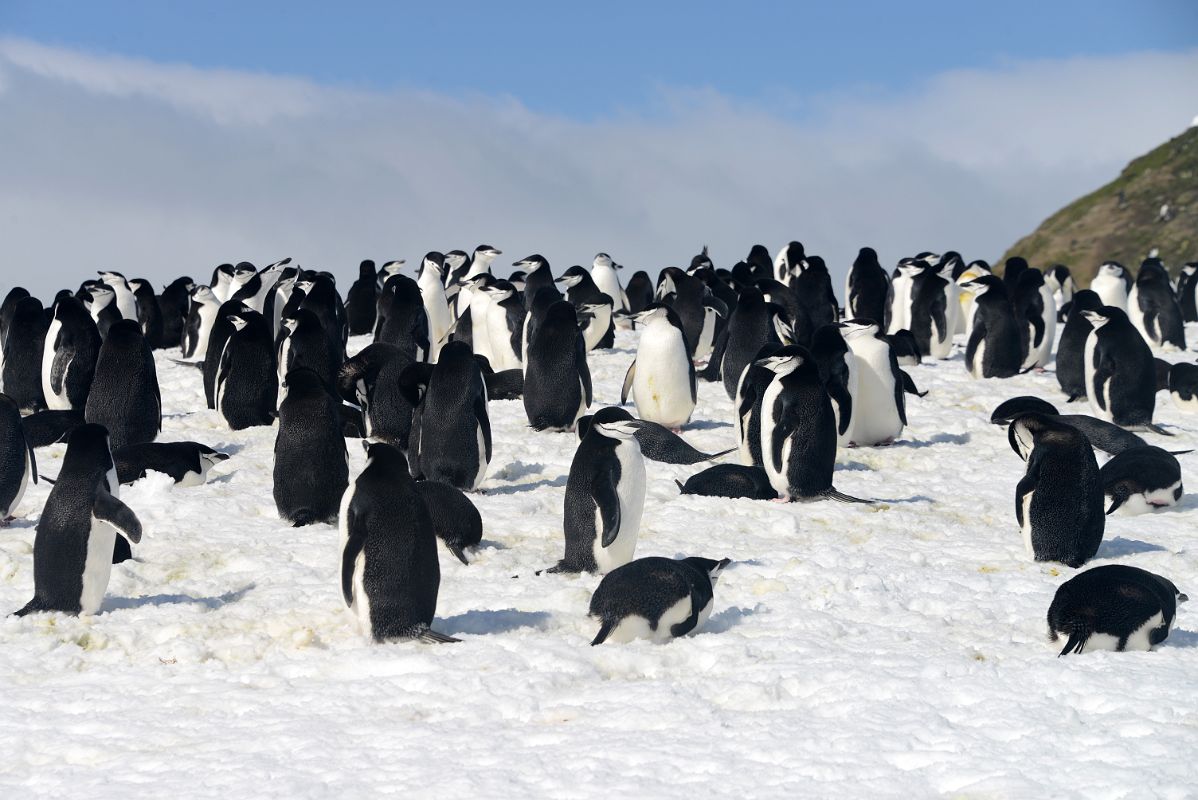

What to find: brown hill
left=999, top=125, right=1198, bottom=286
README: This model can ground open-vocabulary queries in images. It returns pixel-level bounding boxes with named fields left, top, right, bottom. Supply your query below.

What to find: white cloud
left=0, top=37, right=1196, bottom=299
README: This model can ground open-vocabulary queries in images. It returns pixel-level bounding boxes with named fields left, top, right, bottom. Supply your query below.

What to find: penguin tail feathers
left=825, top=488, right=873, bottom=505
left=1058, top=628, right=1090, bottom=657
left=13, top=598, right=46, bottom=617
left=674, top=479, right=686, bottom=493
left=707, top=447, right=736, bottom=461
left=1065, top=394, right=1085, bottom=403
left=447, top=543, right=470, bottom=566
left=1105, top=494, right=1126, bottom=515
left=591, top=619, right=615, bottom=646
left=1145, top=423, right=1174, bottom=437
left=417, top=628, right=460, bottom=644
left=1168, top=449, right=1194, bottom=456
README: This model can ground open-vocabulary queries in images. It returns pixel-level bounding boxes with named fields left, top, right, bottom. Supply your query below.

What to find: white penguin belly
left=41, top=319, right=71, bottom=410
left=583, top=307, right=612, bottom=352
left=485, top=312, right=520, bottom=372
left=1117, top=480, right=1183, bottom=515
left=887, top=279, right=911, bottom=334
left=971, top=339, right=987, bottom=379
left=1078, top=611, right=1165, bottom=654
left=607, top=595, right=695, bottom=644
left=193, top=308, right=218, bottom=361
left=735, top=364, right=756, bottom=465
left=470, top=294, right=494, bottom=362
left=421, top=284, right=452, bottom=362
left=835, top=355, right=859, bottom=448
left=1082, top=333, right=1109, bottom=420
left=80, top=521, right=118, bottom=615
left=1036, top=285, right=1057, bottom=366
left=930, top=285, right=959, bottom=359
left=693, top=314, right=716, bottom=362
left=591, top=442, right=645, bottom=573
left=848, top=343, right=902, bottom=445
left=759, top=377, right=788, bottom=496
left=471, top=421, right=489, bottom=490
left=593, top=269, right=625, bottom=312
left=1020, top=490, right=1035, bottom=558
left=1092, top=277, right=1127, bottom=312
left=4, top=450, right=32, bottom=517
left=632, top=333, right=694, bottom=429
left=351, top=550, right=373, bottom=637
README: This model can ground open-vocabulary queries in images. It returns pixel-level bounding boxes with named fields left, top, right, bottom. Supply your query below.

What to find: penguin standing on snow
left=1128, top=258, right=1186, bottom=350
left=1048, top=565, right=1186, bottom=656
left=838, top=320, right=905, bottom=447
left=375, top=273, right=430, bottom=361
left=1055, top=290, right=1102, bottom=401
left=337, top=343, right=415, bottom=445
left=809, top=324, right=856, bottom=448
left=182, top=286, right=221, bottom=360
left=1178, top=262, right=1198, bottom=322
left=886, top=258, right=922, bottom=334
left=622, top=304, right=695, bottom=430
left=274, top=368, right=349, bottom=526
left=734, top=342, right=783, bottom=467
left=277, top=308, right=338, bottom=392
left=962, top=276, right=1022, bottom=379
left=845, top=247, right=890, bottom=326
left=625, top=271, right=655, bottom=318
left=0, top=394, right=37, bottom=524
left=1008, top=413, right=1104, bottom=568
left=84, top=320, right=160, bottom=451
left=1090, top=262, right=1132, bottom=312
left=758, top=346, right=868, bottom=502
left=1082, top=306, right=1158, bottom=430
left=156, top=276, right=193, bottom=350
left=96, top=271, right=140, bottom=321
left=417, top=252, right=453, bottom=360
left=113, top=442, right=228, bottom=487
left=202, top=300, right=251, bottom=409
left=1100, top=445, right=1183, bottom=514
left=3, top=296, right=49, bottom=412
left=41, top=296, right=101, bottom=411
left=908, top=263, right=959, bottom=360
left=589, top=556, right=731, bottom=645
left=1013, top=268, right=1056, bottom=370
left=404, top=341, right=490, bottom=491
left=515, top=255, right=553, bottom=312
left=546, top=409, right=646, bottom=574
left=479, top=279, right=525, bottom=372
left=1169, top=363, right=1198, bottom=412
left=346, top=260, right=379, bottom=336
left=655, top=267, right=706, bottom=358
left=523, top=301, right=592, bottom=432
left=719, top=287, right=780, bottom=401
left=791, top=255, right=839, bottom=332
left=15, top=424, right=141, bottom=616
left=216, top=310, right=278, bottom=430
left=339, top=442, right=458, bottom=643
left=1045, top=265, right=1075, bottom=319
left=590, top=253, right=628, bottom=316
left=128, top=279, right=164, bottom=348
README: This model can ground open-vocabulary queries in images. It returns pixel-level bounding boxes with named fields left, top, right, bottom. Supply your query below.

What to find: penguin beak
left=1179, top=592, right=1189, bottom=603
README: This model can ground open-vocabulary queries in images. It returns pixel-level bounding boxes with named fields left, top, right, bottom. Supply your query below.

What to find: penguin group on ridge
left=0, top=243, right=1194, bottom=653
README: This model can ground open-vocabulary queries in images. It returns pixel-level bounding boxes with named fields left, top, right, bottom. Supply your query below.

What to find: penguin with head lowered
left=403, top=340, right=490, bottom=491
left=274, top=368, right=349, bottom=526
left=41, top=295, right=101, bottom=411
left=1169, top=362, right=1198, bottom=412
left=0, top=393, right=37, bottom=525
left=1049, top=565, right=1186, bottom=656
left=15, top=424, right=142, bottom=616
left=961, top=275, right=1022, bottom=379
left=758, top=345, right=868, bottom=503
left=1128, top=257, right=1186, bottom=351
left=3, top=296, right=49, bottom=413
left=1055, top=289, right=1102, bottom=402
left=339, top=441, right=458, bottom=643
left=546, top=407, right=645, bottom=574
left=1082, top=306, right=1159, bottom=430
left=216, top=310, right=277, bottom=430
left=346, top=259, right=379, bottom=336
left=589, top=556, right=731, bottom=645
left=1008, top=413, right=1104, bottom=568
left=622, top=304, right=695, bottom=430
left=84, top=320, right=160, bottom=451
left=113, top=441, right=228, bottom=487
left=1100, top=445, right=1183, bottom=515
left=523, top=300, right=592, bottom=432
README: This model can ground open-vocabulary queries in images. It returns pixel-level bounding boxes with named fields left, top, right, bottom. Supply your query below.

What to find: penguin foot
left=0, top=516, right=12, bottom=528
left=770, top=497, right=791, bottom=504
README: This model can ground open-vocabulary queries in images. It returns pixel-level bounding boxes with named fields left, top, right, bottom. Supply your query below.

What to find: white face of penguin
left=839, top=320, right=879, bottom=340
left=1012, top=419, right=1036, bottom=461
left=595, top=420, right=640, bottom=441
left=592, top=253, right=614, bottom=270
left=1081, top=310, right=1111, bottom=330
left=758, top=353, right=803, bottom=375
left=1098, top=263, right=1124, bottom=279
left=632, top=307, right=667, bottom=325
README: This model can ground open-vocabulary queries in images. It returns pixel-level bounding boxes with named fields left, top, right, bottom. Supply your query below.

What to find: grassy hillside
left=999, top=125, right=1198, bottom=285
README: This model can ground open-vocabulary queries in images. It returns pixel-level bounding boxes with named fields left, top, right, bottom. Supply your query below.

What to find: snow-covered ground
left=2, top=325, right=1197, bottom=798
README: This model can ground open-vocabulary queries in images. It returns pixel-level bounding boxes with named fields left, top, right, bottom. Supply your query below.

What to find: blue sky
left=4, top=0, right=1195, bottom=118
left=0, top=3, right=1196, bottom=296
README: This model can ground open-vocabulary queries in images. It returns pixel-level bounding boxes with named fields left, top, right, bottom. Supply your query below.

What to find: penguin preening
left=1100, top=446, right=1183, bottom=515
left=589, top=556, right=731, bottom=645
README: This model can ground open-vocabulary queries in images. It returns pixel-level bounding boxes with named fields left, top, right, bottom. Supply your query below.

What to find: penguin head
left=444, top=250, right=469, bottom=270
left=508, top=272, right=527, bottom=291
left=364, top=440, right=410, bottom=474
left=630, top=303, right=669, bottom=325
left=191, top=285, right=219, bottom=305
left=592, top=253, right=615, bottom=270
left=86, top=285, right=117, bottom=308
left=756, top=345, right=808, bottom=375
left=473, top=245, right=502, bottom=266
left=233, top=262, right=257, bottom=278
left=127, top=278, right=150, bottom=294
left=481, top=279, right=516, bottom=302
left=381, top=260, right=406, bottom=278
left=960, top=275, right=1002, bottom=298
left=916, top=252, right=942, bottom=267
left=896, top=258, right=925, bottom=278
left=940, top=251, right=964, bottom=276
left=419, top=252, right=445, bottom=278
left=838, top=319, right=881, bottom=339
left=1098, top=261, right=1126, bottom=279
left=226, top=314, right=249, bottom=331
left=594, top=419, right=640, bottom=442
left=684, top=556, right=732, bottom=584
left=990, top=396, right=1059, bottom=426
left=358, top=259, right=377, bottom=279
left=688, top=245, right=713, bottom=273
left=1182, top=262, right=1198, bottom=276
left=63, top=422, right=116, bottom=478
left=97, top=270, right=129, bottom=288
left=854, top=247, right=880, bottom=269
left=1006, top=412, right=1074, bottom=461
left=555, top=266, right=588, bottom=289
left=1081, top=306, right=1121, bottom=330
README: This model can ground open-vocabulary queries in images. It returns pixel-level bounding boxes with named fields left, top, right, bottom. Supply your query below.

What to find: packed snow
left=2, top=321, right=1197, bottom=798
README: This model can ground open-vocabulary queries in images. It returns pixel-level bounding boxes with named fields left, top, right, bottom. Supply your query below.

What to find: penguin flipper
left=621, top=362, right=635, bottom=405
left=591, top=618, right=615, bottom=646
left=592, top=471, right=622, bottom=548
left=93, top=487, right=142, bottom=544
left=899, top=370, right=928, bottom=398
left=341, top=517, right=365, bottom=607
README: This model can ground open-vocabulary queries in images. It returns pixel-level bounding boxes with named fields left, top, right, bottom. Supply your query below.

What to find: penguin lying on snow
left=339, top=442, right=458, bottom=643
left=675, top=464, right=776, bottom=500
left=576, top=410, right=731, bottom=465
left=1169, top=363, right=1198, bottom=412
left=15, top=424, right=142, bottom=616
left=1048, top=565, right=1186, bottom=655
left=113, top=442, right=229, bottom=486
left=589, top=556, right=731, bottom=645
left=1008, top=413, right=1104, bottom=568
left=413, top=480, right=483, bottom=565
left=1100, top=446, right=1183, bottom=515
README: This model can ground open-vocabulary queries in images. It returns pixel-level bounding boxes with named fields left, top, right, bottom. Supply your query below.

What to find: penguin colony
left=0, top=247, right=1194, bottom=655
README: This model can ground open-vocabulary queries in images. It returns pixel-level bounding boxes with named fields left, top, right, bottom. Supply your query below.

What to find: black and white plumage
left=337, top=343, right=415, bottom=446
left=1055, top=289, right=1102, bottom=401
left=1048, top=565, right=1186, bottom=656
left=548, top=409, right=645, bottom=574
left=1012, top=268, right=1055, bottom=369
left=403, top=341, right=490, bottom=491
left=576, top=412, right=731, bottom=465
left=622, top=304, right=695, bottom=429
left=675, top=464, right=775, bottom=500
left=0, top=393, right=37, bottom=522
left=338, top=442, right=458, bottom=644
left=523, top=300, right=592, bottom=432
left=1178, top=262, right=1198, bottom=323
left=962, top=276, right=1022, bottom=379
left=990, top=396, right=1154, bottom=456
left=719, top=287, right=781, bottom=401
left=84, top=319, right=160, bottom=451
left=1008, top=413, right=1104, bottom=568
left=274, top=368, right=349, bottom=526
left=181, top=286, right=221, bottom=360
left=838, top=319, right=905, bottom=447
left=1169, top=362, right=1198, bottom=413
left=1100, top=445, right=1183, bottom=515
left=374, top=273, right=430, bottom=362
left=589, top=556, right=731, bottom=645
left=15, top=424, right=142, bottom=616
left=1082, top=306, right=1158, bottom=430
left=734, top=342, right=782, bottom=468
left=1090, top=261, right=1132, bottom=312
left=41, top=295, right=101, bottom=411
left=113, top=441, right=229, bottom=486
left=216, top=310, right=277, bottom=431
left=1128, top=258, right=1186, bottom=351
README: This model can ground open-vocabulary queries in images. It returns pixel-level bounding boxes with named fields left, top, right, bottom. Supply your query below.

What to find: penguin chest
left=971, top=338, right=987, bottom=379
left=583, top=308, right=612, bottom=351
left=849, top=346, right=901, bottom=444
left=632, top=333, right=694, bottom=427
left=350, top=548, right=373, bottom=636
left=3, top=449, right=32, bottom=517
left=1020, top=489, right=1036, bottom=558
left=471, top=417, right=490, bottom=490
left=486, top=312, right=519, bottom=371
left=80, top=518, right=118, bottom=615
left=758, top=379, right=788, bottom=493
left=592, top=446, right=646, bottom=573
left=1082, top=334, right=1108, bottom=418
left=694, top=313, right=716, bottom=361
